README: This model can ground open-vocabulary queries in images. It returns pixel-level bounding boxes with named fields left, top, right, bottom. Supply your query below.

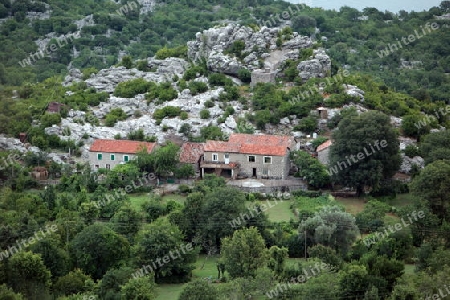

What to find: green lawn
left=245, top=199, right=294, bottom=223
left=129, top=193, right=186, bottom=211
left=334, top=197, right=366, bottom=215
left=156, top=283, right=185, bottom=300
left=192, top=254, right=219, bottom=280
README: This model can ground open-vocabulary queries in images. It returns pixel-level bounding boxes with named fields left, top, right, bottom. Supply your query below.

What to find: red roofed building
left=179, top=142, right=205, bottom=176
left=316, top=140, right=332, bottom=166
left=201, top=133, right=294, bottom=179
left=89, top=139, right=156, bottom=170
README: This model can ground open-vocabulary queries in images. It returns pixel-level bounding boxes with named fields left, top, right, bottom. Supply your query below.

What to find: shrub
left=180, top=111, right=188, bottom=120
left=208, top=73, right=233, bottom=86
left=200, top=109, right=210, bottom=119
left=153, top=106, right=181, bottom=120
left=114, top=78, right=153, bottom=98
left=178, top=184, right=192, bottom=194
left=404, top=144, right=420, bottom=158
left=40, top=113, right=61, bottom=127
left=155, top=45, right=187, bottom=60
left=189, top=81, right=208, bottom=95
left=238, top=68, right=251, bottom=83
left=204, top=100, right=215, bottom=108
left=146, top=82, right=178, bottom=104
left=183, top=65, right=207, bottom=81
left=179, top=123, right=192, bottom=136
left=105, top=108, right=127, bottom=127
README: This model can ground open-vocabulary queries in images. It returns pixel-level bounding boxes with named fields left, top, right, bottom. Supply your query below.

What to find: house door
left=224, top=153, right=229, bottom=164
left=252, top=168, right=257, bottom=177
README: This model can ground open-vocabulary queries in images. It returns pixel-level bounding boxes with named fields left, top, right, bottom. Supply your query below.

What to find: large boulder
left=297, top=48, right=331, bottom=81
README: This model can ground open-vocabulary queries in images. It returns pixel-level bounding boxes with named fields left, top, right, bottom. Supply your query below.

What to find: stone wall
left=250, top=69, right=276, bottom=87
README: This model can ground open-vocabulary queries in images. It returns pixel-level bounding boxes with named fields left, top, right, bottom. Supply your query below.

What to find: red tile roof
left=179, top=142, right=204, bottom=164
left=204, top=133, right=293, bottom=156
left=89, top=139, right=156, bottom=154
left=317, top=140, right=332, bottom=152
left=204, top=141, right=241, bottom=153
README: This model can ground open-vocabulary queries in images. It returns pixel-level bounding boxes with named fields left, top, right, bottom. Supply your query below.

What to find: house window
left=123, top=155, right=129, bottom=162
left=262, top=168, right=269, bottom=175
left=110, top=154, right=115, bottom=161
left=106, top=164, right=110, bottom=170
left=97, top=153, right=102, bottom=160
left=264, top=156, right=272, bottom=164
left=248, top=155, right=255, bottom=162
left=95, top=165, right=99, bottom=169
left=212, top=153, right=218, bottom=161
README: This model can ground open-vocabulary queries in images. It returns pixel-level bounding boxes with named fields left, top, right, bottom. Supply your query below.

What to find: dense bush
left=188, top=81, right=208, bottom=95
left=200, top=109, right=210, bottom=119
left=40, top=113, right=61, bottom=127
left=105, top=108, right=127, bottom=126
left=146, top=82, right=178, bottom=104
left=153, top=106, right=181, bottom=120
left=113, top=78, right=153, bottom=98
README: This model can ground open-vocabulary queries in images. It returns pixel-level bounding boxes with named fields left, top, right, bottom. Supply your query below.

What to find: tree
left=54, top=269, right=93, bottom=297
left=7, top=251, right=52, bottom=300
left=221, top=227, right=267, bottom=279
left=178, top=279, right=218, bottom=300
left=151, top=142, right=180, bottom=177
left=175, top=164, right=195, bottom=179
left=401, top=114, right=432, bottom=138
left=410, top=160, right=450, bottom=221
left=267, top=246, right=288, bottom=276
left=329, top=111, right=401, bottom=195
left=291, top=150, right=330, bottom=188
left=69, top=223, right=130, bottom=280
left=199, top=187, right=247, bottom=249
left=121, top=275, right=158, bottom=300
left=29, top=236, right=71, bottom=279
left=134, top=219, right=198, bottom=282
left=0, top=284, right=24, bottom=300
left=419, top=130, right=450, bottom=165
left=121, top=55, right=133, bottom=69
left=299, top=206, right=359, bottom=255
left=111, top=204, right=141, bottom=241
left=339, top=264, right=370, bottom=300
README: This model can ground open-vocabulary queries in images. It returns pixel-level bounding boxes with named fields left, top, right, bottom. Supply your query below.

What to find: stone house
left=200, top=133, right=294, bottom=179
left=250, top=68, right=276, bottom=87
left=316, top=140, right=332, bottom=166
left=88, top=139, right=156, bottom=170
left=179, top=142, right=204, bottom=177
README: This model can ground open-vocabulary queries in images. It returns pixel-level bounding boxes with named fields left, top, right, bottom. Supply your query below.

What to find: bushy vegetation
left=153, top=106, right=182, bottom=121
left=113, top=78, right=153, bottom=98
left=105, top=108, right=127, bottom=126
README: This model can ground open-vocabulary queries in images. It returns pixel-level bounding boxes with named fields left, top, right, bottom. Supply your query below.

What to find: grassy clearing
left=245, top=200, right=294, bottom=223
left=192, top=254, right=219, bottom=280
left=334, top=197, right=366, bottom=215
left=129, top=193, right=186, bottom=211
left=156, top=283, right=185, bottom=300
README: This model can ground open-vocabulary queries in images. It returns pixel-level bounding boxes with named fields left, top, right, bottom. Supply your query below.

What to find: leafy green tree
left=199, top=187, right=247, bottom=249
left=178, top=279, right=218, bottom=300
left=121, top=275, right=157, bottom=300
left=0, top=284, right=24, bottom=300
left=267, top=246, right=288, bottom=276
left=105, top=108, right=127, bottom=126
left=121, top=56, right=133, bottom=69
left=175, top=164, right=195, bottom=179
left=221, top=227, right=267, bottom=279
left=355, top=200, right=390, bottom=233
left=98, top=266, right=135, bottom=300
left=40, top=112, right=61, bottom=127
left=329, top=111, right=401, bottom=195
left=53, top=269, right=93, bottom=297
left=291, top=150, right=330, bottom=188
left=339, top=264, right=370, bottom=300
left=419, top=130, right=450, bottom=165
left=299, top=206, right=359, bottom=255
left=401, top=114, right=432, bottom=138
left=134, top=219, right=198, bottom=282
left=70, top=224, right=130, bottom=280
left=111, top=204, right=141, bottom=241
left=29, top=236, right=71, bottom=279
left=410, top=160, right=450, bottom=221
left=7, top=251, right=51, bottom=300
left=150, top=142, right=180, bottom=177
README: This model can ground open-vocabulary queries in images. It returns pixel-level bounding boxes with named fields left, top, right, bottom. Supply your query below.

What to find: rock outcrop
left=187, top=24, right=317, bottom=75
left=297, top=48, right=331, bottom=81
